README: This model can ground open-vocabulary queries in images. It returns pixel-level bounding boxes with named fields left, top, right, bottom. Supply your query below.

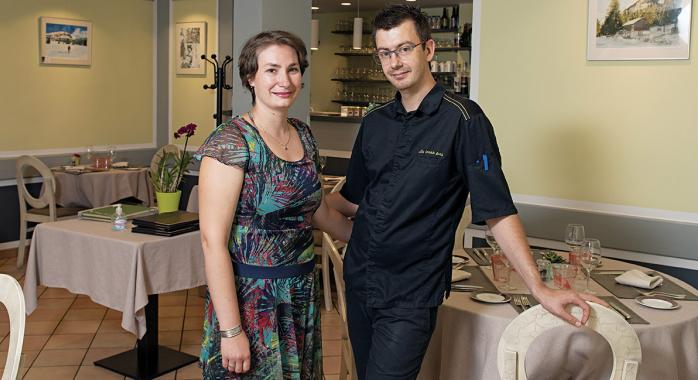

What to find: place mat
left=464, top=248, right=492, bottom=266
left=508, top=293, right=540, bottom=313
left=598, top=296, right=649, bottom=324
left=451, top=266, right=498, bottom=293
left=591, top=270, right=698, bottom=300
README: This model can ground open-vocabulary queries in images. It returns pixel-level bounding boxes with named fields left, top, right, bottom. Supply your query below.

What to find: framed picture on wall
left=176, top=22, right=207, bottom=75
left=39, top=17, right=92, bottom=66
left=588, top=0, right=692, bottom=60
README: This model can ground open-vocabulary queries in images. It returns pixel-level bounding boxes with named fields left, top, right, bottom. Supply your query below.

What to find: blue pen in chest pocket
left=474, top=153, right=489, bottom=172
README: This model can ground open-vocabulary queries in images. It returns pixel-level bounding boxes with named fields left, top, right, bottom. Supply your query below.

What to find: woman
left=195, top=30, right=351, bottom=379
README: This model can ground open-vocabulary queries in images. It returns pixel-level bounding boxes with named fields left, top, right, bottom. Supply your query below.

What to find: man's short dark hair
left=371, top=4, right=431, bottom=47
left=238, top=30, right=309, bottom=104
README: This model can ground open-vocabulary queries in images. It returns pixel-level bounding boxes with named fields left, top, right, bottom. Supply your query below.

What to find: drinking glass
left=580, top=238, right=602, bottom=294
left=318, top=156, right=327, bottom=173
left=107, top=145, right=117, bottom=163
left=565, top=224, right=585, bottom=277
left=491, top=252, right=516, bottom=291
left=85, top=146, right=94, bottom=164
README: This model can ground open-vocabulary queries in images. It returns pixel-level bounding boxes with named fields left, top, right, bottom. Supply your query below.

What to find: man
left=325, top=5, right=604, bottom=380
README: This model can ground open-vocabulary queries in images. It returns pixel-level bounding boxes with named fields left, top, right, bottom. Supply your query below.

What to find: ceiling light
left=341, top=2, right=352, bottom=6
left=311, top=6, right=319, bottom=10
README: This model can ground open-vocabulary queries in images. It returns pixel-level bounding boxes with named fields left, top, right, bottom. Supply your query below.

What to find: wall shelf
left=435, top=47, right=470, bottom=52
left=334, top=52, right=372, bottom=56
left=332, top=100, right=370, bottom=106
left=331, top=30, right=372, bottom=35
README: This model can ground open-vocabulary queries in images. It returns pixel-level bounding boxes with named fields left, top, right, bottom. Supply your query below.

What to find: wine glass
left=107, top=145, right=117, bottom=164
left=565, top=224, right=585, bottom=278
left=580, top=238, right=602, bottom=294
left=85, top=146, right=94, bottom=164
left=318, top=156, right=327, bottom=173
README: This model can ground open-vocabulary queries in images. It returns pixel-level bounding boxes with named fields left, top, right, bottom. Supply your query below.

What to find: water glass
left=552, top=263, right=575, bottom=290
left=580, top=238, right=602, bottom=294
left=491, top=253, right=516, bottom=291
left=565, top=223, right=585, bottom=276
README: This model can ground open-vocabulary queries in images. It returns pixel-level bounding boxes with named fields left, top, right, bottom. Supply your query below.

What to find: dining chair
left=320, top=176, right=346, bottom=311
left=497, top=302, right=641, bottom=380
left=15, top=155, right=83, bottom=268
left=323, top=232, right=357, bottom=380
left=0, top=274, right=26, bottom=380
left=186, top=185, right=199, bottom=212
left=150, top=144, right=180, bottom=176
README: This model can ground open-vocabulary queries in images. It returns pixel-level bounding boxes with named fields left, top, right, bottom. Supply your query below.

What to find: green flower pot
left=155, top=190, right=181, bottom=213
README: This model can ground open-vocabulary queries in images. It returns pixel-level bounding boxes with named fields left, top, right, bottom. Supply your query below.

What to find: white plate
left=471, top=291, right=511, bottom=304
left=452, top=255, right=469, bottom=265
left=635, top=295, right=680, bottom=310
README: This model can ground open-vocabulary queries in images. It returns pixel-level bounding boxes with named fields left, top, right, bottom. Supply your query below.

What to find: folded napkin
left=452, top=269, right=472, bottom=282
left=615, top=269, right=663, bottom=289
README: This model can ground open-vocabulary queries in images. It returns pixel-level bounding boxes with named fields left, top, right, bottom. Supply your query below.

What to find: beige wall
left=172, top=0, right=217, bottom=147
left=0, top=0, right=154, bottom=153
left=478, top=0, right=698, bottom=214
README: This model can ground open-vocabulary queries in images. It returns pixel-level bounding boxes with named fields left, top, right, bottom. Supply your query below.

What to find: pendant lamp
left=352, top=0, right=362, bottom=50
left=311, top=19, right=319, bottom=50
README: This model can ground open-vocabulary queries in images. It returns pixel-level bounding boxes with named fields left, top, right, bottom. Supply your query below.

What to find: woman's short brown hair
left=238, top=30, right=309, bottom=103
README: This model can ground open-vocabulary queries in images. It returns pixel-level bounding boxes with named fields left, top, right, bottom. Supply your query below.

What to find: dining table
left=417, top=249, right=698, bottom=380
left=23, top=218, right=206, bottom=379
left=52, top=167, right=153, bottom=208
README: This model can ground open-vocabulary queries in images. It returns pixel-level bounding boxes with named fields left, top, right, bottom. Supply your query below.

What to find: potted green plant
left=150, top=123, right=197, bottom=213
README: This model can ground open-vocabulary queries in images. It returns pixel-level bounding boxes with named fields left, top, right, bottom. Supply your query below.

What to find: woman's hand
left=221, top=332, right=251, bottom=373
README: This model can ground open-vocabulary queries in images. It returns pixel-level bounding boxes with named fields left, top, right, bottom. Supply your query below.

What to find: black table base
left=94, top=294, right=199, bottom=380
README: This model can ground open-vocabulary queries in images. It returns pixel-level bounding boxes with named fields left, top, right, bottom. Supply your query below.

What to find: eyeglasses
left=373, top=41, right=427, bottom=64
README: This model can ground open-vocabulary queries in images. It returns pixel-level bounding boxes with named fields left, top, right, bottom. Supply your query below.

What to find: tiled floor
left=0, top=248, right=343, bottom=380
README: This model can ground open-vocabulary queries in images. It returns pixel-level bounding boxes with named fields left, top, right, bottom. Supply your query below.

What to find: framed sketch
left=588, top=0, right=692, bottom=60
left=40, top=17, right=92, bottom=66
left=176, top=22, right=207, bottom=75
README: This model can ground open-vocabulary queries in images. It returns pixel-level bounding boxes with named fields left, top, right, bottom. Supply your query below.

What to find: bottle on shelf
left=459, top=23, right=472, bottom=48
left=454, top=25, right=461, bottom=48
left=451, top=5, right=459, bottom=30
left=111, top=204, right=127, bottom=231
left=440, top=8, right=450, bottom=30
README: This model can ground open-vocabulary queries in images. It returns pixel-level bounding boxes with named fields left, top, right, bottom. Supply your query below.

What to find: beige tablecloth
left=23, top=219, right=206, bottom=338
left=417, top=250, right=698, bottom=380
left=53, top=168, right=153, bottom=208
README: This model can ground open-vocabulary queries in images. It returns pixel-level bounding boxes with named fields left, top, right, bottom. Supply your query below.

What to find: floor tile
left=44, top=334, right=93, bottom=350
left=23, top=365, right=79, bottom=380
left=35, top=298, right=73, bottom=310
left=70, top=297, right=105, bottom=309
left=323, top=325, right=343, bottom=341
left=26, top=309, right=66, bottom=322
left=186, top=295, right=205, bottom=306
left=0, top=350, right=39, bottom=369
left=33, top=348, right=86, bottom=367
left=97, top=319, right=125, bottom=333
left=90, top=332, right=136, bottom=348
left=179, top=344, right=200, bottom=356
left=158, top=317, right=184, bottom=331
left=159, top=331, right=182, bottom=347
left=324, top=375, right=340, bottom=380
left=39, top=288, right=76, bottom=299
left=181, top=330, right=202, bottom=345
left=81, top=347, right=128, bottom=366
left=75, top=364, right=125, bottom=379
left=323, top=355, right=340, bottom=375
left=54, top=320, right=101, bottom=335
left=158, top=305, right=185, bottom=318
left=176, top=362, right=203, bottom=379
left=1, top=335, right=50, bottom=352
left=159, top=295, right=187, bottom=306
left=25, top=321, right=59, bottom=336
left=62, top=308, right=106, bottom=321
left=183, top=317, right=204, bottom=331
left=104, top=309, right=122, bottom=320
left=185, top=305, right=204, bottom=317
left=322, top=339, right=341, bottom=356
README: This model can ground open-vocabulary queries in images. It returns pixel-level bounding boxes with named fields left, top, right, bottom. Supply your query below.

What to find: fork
left=522, top=296, right=532, bottom=310
left=512, top=295, right=524, bottom=312
left=638, top=290, right=687, bottom=299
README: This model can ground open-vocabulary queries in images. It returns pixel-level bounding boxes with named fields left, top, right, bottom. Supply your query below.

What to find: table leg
left=94, top=294, right=199, bottom=380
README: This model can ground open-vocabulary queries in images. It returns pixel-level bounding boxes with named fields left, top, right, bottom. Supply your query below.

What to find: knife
left=608, top=301, right=632, bottom=320
left=469, top=249, right=484, bottom=262
left=476, top=248, right=490, bottom=264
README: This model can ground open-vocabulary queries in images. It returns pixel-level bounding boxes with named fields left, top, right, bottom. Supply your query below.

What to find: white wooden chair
left=186, top=185, right=199, bottom=212
left=321, top=177, right=346, bottom=311
left=0, top=274, right=26, bottom=380
left=497, top=302, right=642, bottom=380
left=15, top=155, right=82, bottom=268
left=149, top=144, right=180, bottom=176
left=323, top=232, right=357, bottom=380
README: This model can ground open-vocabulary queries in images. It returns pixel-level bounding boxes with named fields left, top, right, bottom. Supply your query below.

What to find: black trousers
left=345, top=289, right=439, bottom=380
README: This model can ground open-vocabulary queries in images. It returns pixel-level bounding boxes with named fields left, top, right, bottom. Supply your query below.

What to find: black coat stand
left=201, top=54, right=233, bottom=127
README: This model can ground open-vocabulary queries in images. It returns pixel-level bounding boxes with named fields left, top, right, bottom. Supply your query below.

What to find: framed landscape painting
left=40, top=17, right=92, bottom=65
left=176, top=22, right=207, bottom=75
left=588, top=0, right=692, bottom=60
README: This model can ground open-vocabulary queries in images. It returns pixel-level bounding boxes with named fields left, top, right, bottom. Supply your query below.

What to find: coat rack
left=201, top=54, right=233, bottom=127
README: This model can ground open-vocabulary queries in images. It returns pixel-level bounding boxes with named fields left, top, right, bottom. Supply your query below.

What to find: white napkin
left=615, top=269, right=663, bottom=289
left=452, top=269, right=472, bottom=282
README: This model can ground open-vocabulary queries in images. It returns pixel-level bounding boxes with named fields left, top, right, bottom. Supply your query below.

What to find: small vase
left=155, top=190, right=181, bottom=213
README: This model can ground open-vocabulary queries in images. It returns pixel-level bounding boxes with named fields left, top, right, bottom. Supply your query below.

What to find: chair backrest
left=497, top=302, right=641, bottom=380
left=16, top=155, right=57, bottom=216
left=323, top=232, right=347, bottom=325
left=150, top=144, right=180, bottom=175
left=186, top=185, right=199, bottom=212
left=454, top=204, right=472, bottom=250
left=330, top=177, right=346, bottom=194
left=0, top=274, right=26, bottom=380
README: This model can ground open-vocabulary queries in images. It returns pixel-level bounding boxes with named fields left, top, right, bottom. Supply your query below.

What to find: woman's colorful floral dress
left=195, top=116, right=323, bottom=379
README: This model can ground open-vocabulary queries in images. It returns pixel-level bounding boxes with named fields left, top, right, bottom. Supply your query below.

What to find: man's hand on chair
left=531, top=286, right=608, bottom=327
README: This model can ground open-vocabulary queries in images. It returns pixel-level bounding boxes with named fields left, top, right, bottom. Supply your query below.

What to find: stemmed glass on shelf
left=580, top=238, right=602, bottom=294
left=565, top=224, right=585, bottom=278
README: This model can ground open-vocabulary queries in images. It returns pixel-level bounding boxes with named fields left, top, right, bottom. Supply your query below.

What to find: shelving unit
left=332, top=100, right=370, bottom=106
left=331, top=30, right=372, bottom=35
left=331, top=78, right=388, bottom=83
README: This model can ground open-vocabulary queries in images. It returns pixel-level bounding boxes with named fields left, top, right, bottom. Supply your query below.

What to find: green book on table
left=78, top=204, right=158, bottom=222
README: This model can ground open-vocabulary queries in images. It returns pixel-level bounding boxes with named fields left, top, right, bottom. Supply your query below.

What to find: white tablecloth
left=23, top=219, right=206, bottom=338
left=417, top=250, right=698, bottom=380
left=53, top=168, right=153, bottom=208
